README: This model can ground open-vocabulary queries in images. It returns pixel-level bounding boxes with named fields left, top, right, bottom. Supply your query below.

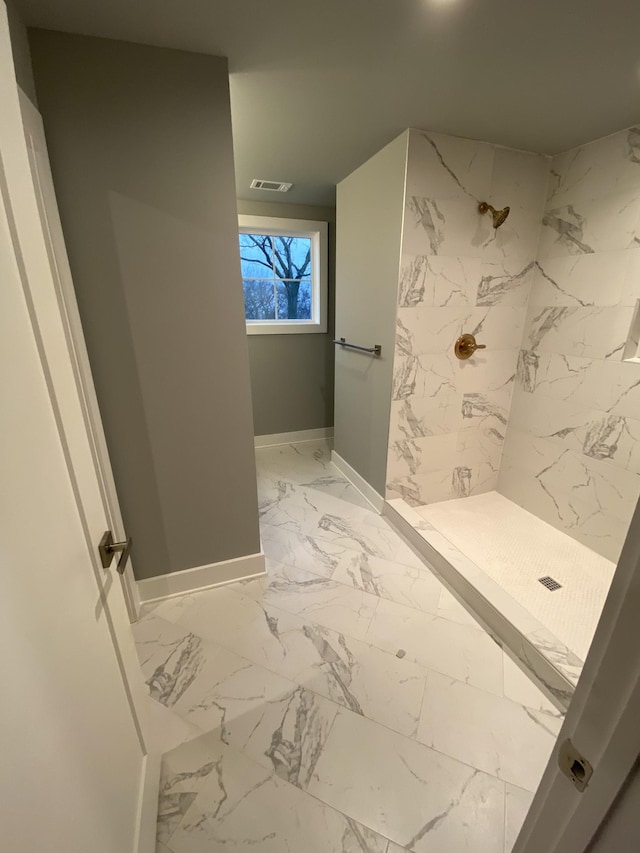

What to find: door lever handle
left=98, top=530, right=133, bottom=574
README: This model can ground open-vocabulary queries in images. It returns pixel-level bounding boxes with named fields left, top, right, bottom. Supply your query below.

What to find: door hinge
left=559, top=738, right=593, bottom=792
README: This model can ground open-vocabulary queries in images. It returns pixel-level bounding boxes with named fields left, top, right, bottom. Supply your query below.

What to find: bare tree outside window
left=239, top=233, right=312, bottom=320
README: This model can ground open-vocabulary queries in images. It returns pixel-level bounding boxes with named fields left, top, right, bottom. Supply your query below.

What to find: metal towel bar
left=333, top=337, right=382, bottom=357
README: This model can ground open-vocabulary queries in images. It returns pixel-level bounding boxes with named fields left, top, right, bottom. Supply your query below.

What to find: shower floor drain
left=539, top=575, right=562, bottom=591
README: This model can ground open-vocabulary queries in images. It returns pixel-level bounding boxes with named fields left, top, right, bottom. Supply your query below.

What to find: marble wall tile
left=387, top=465, right=455, bottom=507
left=405, top=130, right=494, bottom=201
left=396, top=305, right=466, bottom=355
left=503, top=127, right=640, bottom=559
left=402, top=195, right=491, bottom=258
left=391, top=350, right=455, bottom=409
left=387, top=126, right=640, bottom=565
left=490, top=147, right=549, bottom=216
left=476, top=259, right=536, bottom=307
left=398, top=254, right=480, bottom=308
left=538, top=189, right=640, bottom=259
left=387, top=433, right=458, bottom=483
left=508, top=386, right=640, bottom=475
left=521, top=303, right=634, bottom=361
left=454, top=347, right=518, bottom=394
left=389, top=393, right=463, bottom=442
left=387, top=130, right=545, bottom=507
left=455, top=426, right=504, bottom=496
left=547, top=126, right=640, bottom=208
left=529, top=253, right=630, bottom=308
left=398, top=305, right=526, bottom=355
left=619, top=249, right=640, bottom=306
left=460, top=387, right=511, bottom=435
left=514, top=350, right=640, bottom=417
left=498, top=429, right=639, bottom=560
left=481, top=207, right=544, bottom=268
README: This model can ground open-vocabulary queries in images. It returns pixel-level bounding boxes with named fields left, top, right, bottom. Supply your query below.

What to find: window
left=238, top=215, right=328, bottom=335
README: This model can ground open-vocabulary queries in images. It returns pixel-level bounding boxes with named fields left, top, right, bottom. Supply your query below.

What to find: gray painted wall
left=236, top=199, right=335, bottom=436
left=29, top=30, right=260, bottom=580
left=5, top=0, right=36, bottom=102
left=333, top=131, right=408, bottom=495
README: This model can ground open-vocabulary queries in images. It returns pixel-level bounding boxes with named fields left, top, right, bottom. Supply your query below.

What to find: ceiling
left=15, top=0, right=640, bottom=206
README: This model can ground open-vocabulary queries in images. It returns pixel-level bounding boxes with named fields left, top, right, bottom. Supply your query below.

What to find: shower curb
left=384, top=497, right=577, bottom=712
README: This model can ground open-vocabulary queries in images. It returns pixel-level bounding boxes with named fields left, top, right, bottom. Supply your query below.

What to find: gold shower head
left=479, top=201, right=510, bottom=229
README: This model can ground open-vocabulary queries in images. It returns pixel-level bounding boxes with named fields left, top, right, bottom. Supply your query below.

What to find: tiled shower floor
left=416, top=492, right=616, bottom=662
left=137, top=441, right=563, bottom=853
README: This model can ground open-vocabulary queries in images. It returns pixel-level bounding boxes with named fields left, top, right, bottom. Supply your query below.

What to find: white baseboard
left=255, top=427, right=334, bottom=448
left=137, top=551, right=266, bottom=604
left=135, top=752, right=161, bottom=853
left=331, top=450, right=385, bottom=513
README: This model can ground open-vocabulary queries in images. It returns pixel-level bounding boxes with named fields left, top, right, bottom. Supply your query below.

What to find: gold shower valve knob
left=455, top=333, right=486, bottom=360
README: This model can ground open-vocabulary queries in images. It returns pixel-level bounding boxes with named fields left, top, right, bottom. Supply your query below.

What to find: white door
left=0, top=6, right=153, bottom=852
left=18, top=86, right=142, bottom=623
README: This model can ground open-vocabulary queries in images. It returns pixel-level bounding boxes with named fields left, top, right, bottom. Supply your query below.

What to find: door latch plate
left=558, top=738, right=593, bottom=792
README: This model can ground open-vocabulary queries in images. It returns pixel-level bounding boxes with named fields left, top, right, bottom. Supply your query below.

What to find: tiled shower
left=340, top=125, right=640, bottom=699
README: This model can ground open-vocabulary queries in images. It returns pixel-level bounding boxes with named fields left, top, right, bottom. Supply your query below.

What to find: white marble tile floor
left=139, top=440, right=563, bottom=853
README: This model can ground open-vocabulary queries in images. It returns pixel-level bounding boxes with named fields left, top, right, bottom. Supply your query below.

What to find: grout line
left=260, top=535, right=486, bottom=638
left=143, top=599, right=552, bottom=788
left=152, top=450, right=549, bottom=846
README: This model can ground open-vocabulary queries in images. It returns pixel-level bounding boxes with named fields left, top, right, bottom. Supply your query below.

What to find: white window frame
left=238, top=214, right=328, bottom=335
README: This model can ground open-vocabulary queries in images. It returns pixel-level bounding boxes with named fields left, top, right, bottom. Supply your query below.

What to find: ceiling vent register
left=250, top=179, right=293, bottom=192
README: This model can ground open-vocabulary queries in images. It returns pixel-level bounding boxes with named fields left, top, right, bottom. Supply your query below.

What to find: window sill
left=246, top=321, right=327, bottom=336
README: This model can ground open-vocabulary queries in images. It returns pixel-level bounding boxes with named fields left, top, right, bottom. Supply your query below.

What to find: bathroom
left=5, top=1, right=640, bottom=851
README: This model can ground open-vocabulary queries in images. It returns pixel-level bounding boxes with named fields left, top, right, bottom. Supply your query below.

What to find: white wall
left=500, top=126, right=640, bottom=561
left=386, top=129, right=548, bottom=504
left=334, top=131, right=408, bottom=495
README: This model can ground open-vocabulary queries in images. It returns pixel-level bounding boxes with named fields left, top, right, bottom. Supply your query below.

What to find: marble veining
left=143, top=440, right=561, bottom=852
left=541, top=206, right=592, bottom=254
left=387, top=129, right=545, bottom=507
left=500, top=126, right=640, bottom=559
left=477, top=261, right=535, bottom=307
left=385, top=127, right=640, bottom=563
left=387, top=127, right=640, bottom=559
